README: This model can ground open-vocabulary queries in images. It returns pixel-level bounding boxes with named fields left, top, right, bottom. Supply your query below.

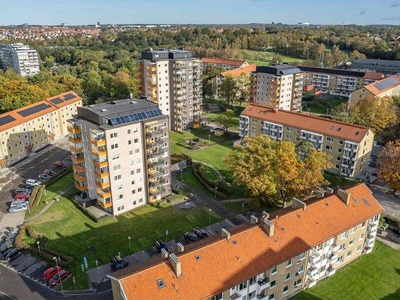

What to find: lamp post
left=37, top=241, right=41, bottom=254
left=208, top=134, right=211, bottom=145
left=209, top=208, right=212, bottom=224
left=180, top=169, right=183, bottom=182
left=53, top=256, right=64, bottom=293
left=214, top=186, right=218, bottom=199
left=128, top=236, right=131, bottom=251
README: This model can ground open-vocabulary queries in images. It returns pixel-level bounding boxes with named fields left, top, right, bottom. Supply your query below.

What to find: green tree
left=214, top=109, right=236, bottom=132
left=377, top=139, right=400, bottom=191
left=220, top=75, right=237, bottom=106
left=225, top=137, right=331, bottom=207
left=235, top=73, right=250, bottom=107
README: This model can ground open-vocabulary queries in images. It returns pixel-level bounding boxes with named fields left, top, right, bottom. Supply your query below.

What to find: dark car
left=20, top=183, right=35, bottom=190
left=193, top=227, right=209, bottom=239
left=154, top=240, right=170, bottom=253
left=38, top=174, right=52, bottom=180
left=1, top=248, right=21, bottom=261
left=43, top=169, right=57, bottom=176
left=14, top=188, right=32, bottom=195
left=55, top=161, right=68, bottom=168
left=48, top=269, right=70, bottom=286
left=42, top=266, right=63, bottom=281
left=184, top=232, right=199, bottom=242
left=110, top=256, right=128, bottom=271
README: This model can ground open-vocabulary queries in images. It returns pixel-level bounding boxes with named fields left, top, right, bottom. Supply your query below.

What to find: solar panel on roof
left=18, top=103, right=51, bottom=117
left=50, top=98, right=64, bottom=105
left=108, top=109, right=163, bottom=126
left=64, top=93, right=76, bottom=101
left=0, top=115, right=16, bottom=126
left=374, top=77, right=399, bottom=91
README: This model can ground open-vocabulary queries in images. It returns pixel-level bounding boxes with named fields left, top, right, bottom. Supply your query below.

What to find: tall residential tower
left=0, top=43, right=40, bottom=76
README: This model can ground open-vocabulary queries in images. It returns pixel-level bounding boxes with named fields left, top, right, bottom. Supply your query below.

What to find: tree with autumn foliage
left=377, top=139, right=400, bottom=191
left=225, top=137, right=332, bottom=207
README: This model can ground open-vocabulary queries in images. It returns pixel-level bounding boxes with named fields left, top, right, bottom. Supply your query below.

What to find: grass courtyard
left=241, top=49, right=305, bottom=66
left=294, top=242, right=400, bottom=300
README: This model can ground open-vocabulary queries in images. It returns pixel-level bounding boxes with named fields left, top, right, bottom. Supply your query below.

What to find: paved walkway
left=377, top=235, right=400, bottom=250
left=219, top=198, right=249, bottom=203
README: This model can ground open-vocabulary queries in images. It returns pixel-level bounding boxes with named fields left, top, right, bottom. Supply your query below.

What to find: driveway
left=368, top=183, right=400, bottom=219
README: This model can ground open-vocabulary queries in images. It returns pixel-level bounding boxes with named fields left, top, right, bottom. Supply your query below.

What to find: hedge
left=69, top=196, right=112, bottom=224
left=192, top=163, right=227, bottom=198
left=28, top=186, right=40, bottom=210
left=197, top=164, right=230, bottom=195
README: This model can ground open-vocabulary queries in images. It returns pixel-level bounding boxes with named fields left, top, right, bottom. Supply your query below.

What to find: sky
left=1, top=0, right=400, bottom=26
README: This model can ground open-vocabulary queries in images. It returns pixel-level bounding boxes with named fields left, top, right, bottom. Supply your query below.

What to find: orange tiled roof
left=0, top=91, right=82, bottom=132
left=115, top=184, right=383, bottom=300
left=220, top=64, right=257, bottom=78
left=241, top=104, right=371, bottom=143
left=363, top=72, right=384, bottom=80
left=365, top=75, right=400, bottom=96
left=201, top=57, right=247, bottom=67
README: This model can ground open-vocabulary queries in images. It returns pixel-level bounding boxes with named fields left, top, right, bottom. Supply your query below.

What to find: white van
left=26, top=179, right=42, bottom=186
left=11, top=200, right=28, bottom=208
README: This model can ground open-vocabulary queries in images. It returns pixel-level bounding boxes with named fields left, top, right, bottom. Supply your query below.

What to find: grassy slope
left=241, top=49, right=305, bottom=66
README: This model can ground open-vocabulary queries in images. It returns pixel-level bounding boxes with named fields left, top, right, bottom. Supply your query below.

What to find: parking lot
left=87, top=219, right=236, bottom=290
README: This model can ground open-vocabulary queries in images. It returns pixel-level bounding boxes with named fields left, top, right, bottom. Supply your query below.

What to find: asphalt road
left=369, top=183, right=400, bottom=219
left=0, top=137, right=71, bottom=218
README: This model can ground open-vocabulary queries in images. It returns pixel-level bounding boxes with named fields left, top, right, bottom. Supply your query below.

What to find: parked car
left=154, top=240, right=170, bottom=253
left=210, top=126, right=221, bottom=133
left=20, top=184, right=35, bottom=190
left=193, top=227, right=209, bottom=239
left=9, top=205, right=28, bottom=213
left=48, top=269, right=70, bottom=286
left=1, top=248, right=21, bottom=261
left=38, top=174, right=52, bottom=180
left=10, top=200, right=28, bottom=208
left=110, top=256, right=129, bottom=271
left=42, top=266, right=63, bottom=281
left=55, top=161, right=68, bottom=168
left=14, top=188, right=32, bottom=195
left=14, top=192, right=30, bottom=200
left=43, top=170, right=57, bottom=176
left=26, top=179, right=42, bottom=186
left=184, top=232, right=199, bottom=242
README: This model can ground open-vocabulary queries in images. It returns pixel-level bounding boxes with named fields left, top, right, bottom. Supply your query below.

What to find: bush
left=192, top=163, right=227, bottom=198
left=28, top=186, right=40, bottom=210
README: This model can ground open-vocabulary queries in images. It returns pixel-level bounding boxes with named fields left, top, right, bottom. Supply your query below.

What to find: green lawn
left=294, top=242, right=400, bottom=300
left=324, top=172, right=357, bottom=188
left=327, top=97, right=348, bottom=107
left=241, top=49, right=305, bottom=66
left=27, top=194, right=221, bottom=290
left=305, top=102, right=331, bottom=114
left=222, top=201, right=250, bottom=214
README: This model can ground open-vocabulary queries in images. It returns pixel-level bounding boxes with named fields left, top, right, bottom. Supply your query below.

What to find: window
left=320, top=265, right=326, bottom=272
left=128, top=140, right=132, bottom=145
left=131, top=170, right=134, bottom=175
left=113, top=164, right=121, bottom=171
left=286, top=126, right=292, bottom=132
left=117, top=206, right=124, bottom=211
left=285, top=272, right=291, bottom=281
left=111, top=143, right=118, bottom=149
left=136, top=169, right=141, bottom=173
left=156, top=279, right=166, bottom=289
left=297, top=252, right=306, bottom=262
left=286, top=258, right=292, bottom=267
left=129, top=150, right=133, bottom=155
left=347, top=250, right=352, bottom=257
left=339, top=243, right=346, bottom=251
left=341, top=230, right=349, bottom=239
left=138, top=187, right=142, bottom=192
left=239, top=280, right=247, bottom=290
left=360, top=233, right=365, bottom=240
left=249, top=276, right=257, bottom=285
left=249, top=291, right=256, bottom=299
left=114, top=175, right=121, bottom=180
left=294, top=278, right=302, bottom=288
left=269, top=294, right=275, bottom=300
left=270, top=280, right=276, bottom=288
left=271, top=266, right=278, bottom=274
left=118, top=195, right=123, bottom=200
left=352, top=225, right=357, bottom=233
left=134, top=138, right=139, bottom=143
left=110, top=133, right=118, bottom=138
left=336, top=156, right=341, bottom=161
left=210, top=293, right=222, bottom=300
left=349, top=239, right=354, bottom=246
left=283, top=286, right=289, bottom=294
left=325, top=145, right=333, bottom=151
left=127, top=129, right=131, bottom=134
left=132, top=190, right=136, bottom=194
left=135, top=148, right=140, bottom=153
left=327, top=136, right=334, bottom=142
left=133, top=200, right=137, bottom=205
left=297, top=265, right=304, bottom=275
left=362, top=221, right=366, bottom=228
left=357, top=245, right=362, bottom=252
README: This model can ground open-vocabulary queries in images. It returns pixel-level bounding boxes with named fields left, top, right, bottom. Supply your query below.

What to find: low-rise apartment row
left=0, top=91, right=82, bottom=168
left=239, top=104, right=374, bottom=178
left=201, top=57, right=249, bottom=70
left=109, top=184, right=383, bottom=300
left=68, top=98, right=171, bottom=216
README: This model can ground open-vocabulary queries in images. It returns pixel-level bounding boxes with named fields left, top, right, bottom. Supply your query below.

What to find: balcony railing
left=93, top=159, right=108, bottom=168
left=69, top=135, right=82, bottom=144
left=73, top=164, right=85, bottom=172
left=73, top=173, right=87, bottom=181
left=257, top=277, right=269, bottom=287
left=91, top=137, right=106, bottom=147
left=67, top=126, right=81, bottom=134
left=70, top=145, right=83, bottom=154
left=94, top=169, right=109, bottom=178
left=96, top=188, right=111, bottom=199
left=95, top=180, right=110, bottom=189
left=97, top=199, right=112, bottom=209
left=71, top=154, right=85, bottom=164
left=75, top=182, right=88, bottom=191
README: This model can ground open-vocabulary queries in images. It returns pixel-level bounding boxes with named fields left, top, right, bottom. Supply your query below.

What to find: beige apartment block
left=239, top=104, right=374, bottom=178
left=109, top=184, right=383, bottom=300
left=250, top=65, right=304, bottom=112
left=137, top=49, right=202, bottom=132
left=0, top=43, right=40, bottom=76
left=0, top=91, right=82, bottom=168
left=350, top=58, right=400, bottom=76
left=68, top=98, right=171, bottom=216
left=201, top=57, right=249, bottom=70
left=349, top=75, right=400, bottom=106
left=298, top=66, right=383, bottom=98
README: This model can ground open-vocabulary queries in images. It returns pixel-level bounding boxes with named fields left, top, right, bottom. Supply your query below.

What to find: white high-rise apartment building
left=137, top=49, right=202, bottom=132
left=0, top=43, right=40, bottom=77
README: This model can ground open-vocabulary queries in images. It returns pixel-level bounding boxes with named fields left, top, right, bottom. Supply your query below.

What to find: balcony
left=67, top=125, right=81, bottom=134
left=94, top=169, right=109, bottom=179
left=73, top=173, right=87, bottom=181
left=327, top=267, right=336, bottom=277
left=69, top=135, right=82, bottom=144
left=97, top=199, right=112, bottom=209
left=146, top=128, right=163, bottom=137
left=71, top=154, right=85, bottom=164
left=308, top=267, right=319, bottom=280
left=147, top=140, right=164, bottom=148
left=73, top=164, right=85, bottom=172
left=257, top=294, right=267, bottom=300
left=148, top=149, right=164, bottom=158
left=93, top=159, right=108, bottom=169
left=92, top=147, right=107, bottom=158
left=331, top=244, right=340, bottom=252
left=146, top=66, right=156, bottom=72
left=95, top=180, right=110, bottom=189
left=329, top=254, right=338, bottom=264
left=70, top=145, right=83, bottom=154
left=364, top=246, right=373, bottom=254
left=150, top=187, right=165, bottom=196
left=75, top=182, right=88, bottom=191
left=257, top=277, right=269, bottom=288
left=91, top=137, right=106, bottom=147
left=97, top=188, right=111, bottom=199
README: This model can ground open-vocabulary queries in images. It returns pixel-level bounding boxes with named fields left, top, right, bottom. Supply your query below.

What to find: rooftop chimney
left=250, top=215, right=258, bottom=225
left=292, top=198, right=307, bottom=211
left=262, top=211, right=270, bottom=221
left=161, top=248, right=169, bottom=259
left=326, top=187, right=334, bottom=195
left=262, top=219, right=275, bottom=237
left=273, top=108, right=278, bottom=113
left=176, top=243, right=184, bottom=253
left=337, top=189, right=350, bottom=206
left=221, top=228, right=231, bottom=241
left=316, top=190, right=325, bottom=199
left=169, top=253, right=182, bottom=277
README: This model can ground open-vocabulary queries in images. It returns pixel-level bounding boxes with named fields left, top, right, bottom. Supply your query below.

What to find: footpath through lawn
left=294, top=242, right=400, bottom=300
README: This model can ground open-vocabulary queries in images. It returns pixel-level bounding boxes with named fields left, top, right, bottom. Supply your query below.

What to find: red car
left=55, top=161, right=67, bottom=168
left=42, top=266, right=62, bottom=281
left=48, top=269, right=70, bottom=286
left=14, top=193, right=29, bottom=200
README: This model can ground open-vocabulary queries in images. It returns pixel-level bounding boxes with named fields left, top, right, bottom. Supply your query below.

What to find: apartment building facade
left=350, top=58, right=400, bottom=76
left=298, top=66, right=384, bottom=98
left=68, top=99, right=171, bottom=216
left=0, top=43, right=40, bottom=76
left=349, top=75, right=400, bottom=106
left=109, top=184, right=383, bottom=300
left=137, top=49, right=202, bottom=132
left=239, top=104, right=374, bottom=178
left=201, top=57, right=249, bottom=70
left=0, top=91, right=82, bottom=168
left=250, top=65, right=304, bottom=112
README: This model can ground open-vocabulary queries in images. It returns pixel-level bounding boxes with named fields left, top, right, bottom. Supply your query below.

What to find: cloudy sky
left=1, top=0, right=400, bottom=26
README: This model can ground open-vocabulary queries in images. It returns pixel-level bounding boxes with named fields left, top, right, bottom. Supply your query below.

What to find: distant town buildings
left=239, top=104, right=374, bottom=178
left=201, top=57, right=249, bottom=70
left=212, top=64, right=256, bottom=99
left=0, top=43, right=39, bottom=76
left=68, top=98, right=171, bottom=216
left=136, top=49, right=202, bottom=132
left=350, top=59, right=400, bottom=76
left=349, top=75, right=400, bottom=106
left=250, top=65, right=304, bottom=112
left=109, top=183, right=383, bottom=300
left=0, top=91, right=82, bottom=168
left=299, top=66, right=384, bottom=98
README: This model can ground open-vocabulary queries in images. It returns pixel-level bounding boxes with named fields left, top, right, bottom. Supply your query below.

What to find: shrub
left=28, top=186, right=40, bottom=210
left=192, top=163, right=227, bottom=198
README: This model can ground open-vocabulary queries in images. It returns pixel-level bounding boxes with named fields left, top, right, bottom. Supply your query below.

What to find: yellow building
left=0, top=91, right=82, bottom=168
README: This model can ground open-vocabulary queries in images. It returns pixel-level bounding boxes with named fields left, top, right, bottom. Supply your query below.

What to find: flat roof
left=256, top=64, right=302, bottom=76
left=298, top=66, right=384, bottom=79
left=351, top=58, right=400, bottom=67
